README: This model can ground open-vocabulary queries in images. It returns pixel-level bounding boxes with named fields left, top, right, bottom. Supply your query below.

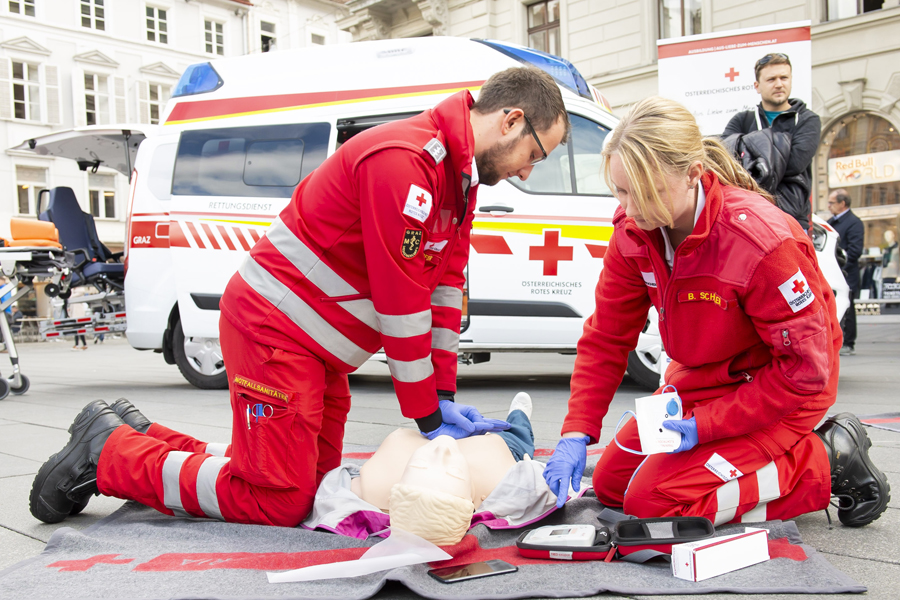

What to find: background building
left=1, top=0, right=350, bottom=251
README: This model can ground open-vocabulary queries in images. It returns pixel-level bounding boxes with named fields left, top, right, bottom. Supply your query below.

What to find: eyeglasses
left=504, top=108, right=547, bottom=165
left=755, top=53, right=789, bottom=70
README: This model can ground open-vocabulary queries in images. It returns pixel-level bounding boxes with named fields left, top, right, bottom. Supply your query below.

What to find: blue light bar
left=173, top=63, right=223, bottom=98
left=474, top=39, right=592, bottom=101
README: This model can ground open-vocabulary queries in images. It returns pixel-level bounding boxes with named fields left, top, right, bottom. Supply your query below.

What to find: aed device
left=428, top=559, right=518, bottom=583
left=516, top=517, right=714, bottom=561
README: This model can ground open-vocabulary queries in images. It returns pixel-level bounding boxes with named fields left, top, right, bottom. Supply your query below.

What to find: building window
left=146, top=6, right=168, bottom=44
left=659, top=0, right=702, bottom=39
left=88, top=173, right=116, bottom=219
left=81, top=0, right=104, bottom=30
left=261, top=21, right=276, bottom=52
left=16, top=166, right=47, bottom=216
left=148, top=83, right=170, bottom=125
left=527, top=0, right=560, bottom=56
left=827, top=0, right=884, bottom=20
left=204, top=20, right=224, bottom=55
left=12, top=61, right=40, bottom=121
left=84, top=73, right=109, bottom=126
left=9, top=0, right=35, bottom=17
left=311, top=33, right=325, bottom=46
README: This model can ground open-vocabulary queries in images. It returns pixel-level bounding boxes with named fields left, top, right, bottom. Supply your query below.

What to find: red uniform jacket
left=563, top=173, right=842, bottom=456
left=220, top=91, right=478, bottom=423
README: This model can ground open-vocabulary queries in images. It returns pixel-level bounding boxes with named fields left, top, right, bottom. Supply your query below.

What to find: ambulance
left=15, top=37, right=848, bottom=391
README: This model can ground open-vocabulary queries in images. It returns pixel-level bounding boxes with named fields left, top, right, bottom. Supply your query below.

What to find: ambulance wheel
left=0, top=378, right=9, bottom=401
left=173, top=319, right=228, bottom=390
left=8, top=374, right=29, bottom=395
left=627, top=321, right=663, bottom=391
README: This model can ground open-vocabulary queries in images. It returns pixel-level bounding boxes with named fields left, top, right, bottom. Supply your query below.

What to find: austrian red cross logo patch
left=777, top=269, right=815, bottom=313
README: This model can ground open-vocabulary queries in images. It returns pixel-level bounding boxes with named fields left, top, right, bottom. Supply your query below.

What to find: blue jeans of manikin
left=496, top=410, right=534, bottom=461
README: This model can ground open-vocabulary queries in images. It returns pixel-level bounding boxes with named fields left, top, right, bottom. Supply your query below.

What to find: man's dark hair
left=833, top=189, right=852, bottom=207
left=754, top=52, right=792, bottom=81
left=472, top=66, right=570, bottom=139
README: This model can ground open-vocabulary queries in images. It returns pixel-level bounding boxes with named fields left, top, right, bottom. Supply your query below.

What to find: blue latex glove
left=662, top=416, right=699, bottom=453
left=422, top=400, right=510, bottom=440
left=543, top=436, right=590, bottom=508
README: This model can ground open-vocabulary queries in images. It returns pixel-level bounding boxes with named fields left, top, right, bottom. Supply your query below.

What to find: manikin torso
left=350, top=429, right=518, bottom=511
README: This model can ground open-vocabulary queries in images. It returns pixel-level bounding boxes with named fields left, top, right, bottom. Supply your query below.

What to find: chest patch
left=778, top=269, right=815, bottom=313
left=403, top=184, right=433, bottom=223
left=677, top=290, right=733, bottom=310
left=641, top=271, right=657, bottom=288
left=401, top=228, right=423, bottom=259
left=705, top=452, right=743, bottom=482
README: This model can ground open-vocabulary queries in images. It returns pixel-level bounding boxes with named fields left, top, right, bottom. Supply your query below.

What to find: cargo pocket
left=767, top=309, right=831, bottom=393
left=230, top=375, right=296, bottom=489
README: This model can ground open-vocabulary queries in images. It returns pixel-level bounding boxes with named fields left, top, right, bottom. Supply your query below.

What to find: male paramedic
left=31, top=66, right=571, bottom=527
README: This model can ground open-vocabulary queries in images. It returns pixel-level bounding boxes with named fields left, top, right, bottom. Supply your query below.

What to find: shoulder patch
left=423, top=138, right=446, bottom=165
left=778, top=269, right=815, bottom=313
left=403, top=184, right=433, bottom=223
left=401, top=228, right=422, bottom=259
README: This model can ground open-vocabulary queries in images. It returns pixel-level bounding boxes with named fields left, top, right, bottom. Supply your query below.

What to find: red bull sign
left=828, top=150, right=900, bottom=187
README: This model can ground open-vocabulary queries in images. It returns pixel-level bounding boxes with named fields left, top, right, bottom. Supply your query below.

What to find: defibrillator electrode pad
left=634, top=387, right=682, bottom=454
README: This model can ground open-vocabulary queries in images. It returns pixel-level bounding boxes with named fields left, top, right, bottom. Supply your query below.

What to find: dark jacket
left=828, top=209, right=864, bottom=290
left=723, top=99, right=821, bottom=232
left=722, top=128, right=792, bottom=195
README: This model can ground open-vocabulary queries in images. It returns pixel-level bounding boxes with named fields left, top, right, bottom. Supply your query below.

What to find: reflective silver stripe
left=196, top=456, right=230, bottom=521
left=376, top=309, right=431, bottom=338
left=337, top=299, right=378, bottom=330
left=266, top=218, right=357, bottom=297
left=713, top=478, right=740, bottom=526
left=431, top=286, right=462, bottom=310
left=740, top=461, right=780, bottom=523
left=431, top=327, right=459, bottom=353
left=240, top=258, right=371, bottom=367
left=204, top=443, right=228, bottom=457
left=162, top=451, right=191, bottom=518
left=387, top=356, right=434, bottom=383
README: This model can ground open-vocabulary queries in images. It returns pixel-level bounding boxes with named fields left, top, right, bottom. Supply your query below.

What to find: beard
left=474, top=135, right=520, bottom=187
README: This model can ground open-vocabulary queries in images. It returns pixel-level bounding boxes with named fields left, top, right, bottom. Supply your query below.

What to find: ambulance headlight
left=173, top=63, right=223, bottom=98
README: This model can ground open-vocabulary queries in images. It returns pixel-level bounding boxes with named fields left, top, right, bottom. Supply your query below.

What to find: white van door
left=9, top=126, right=147, bottom=178
left=462, top=107, right=618, bottom=350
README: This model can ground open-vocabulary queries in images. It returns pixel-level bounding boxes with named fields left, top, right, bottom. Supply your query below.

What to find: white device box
left=520, top=525, right=597, bottom=548
left=671, top=527, right=770, bottom=582
left=635, top=391, right=682, bottom=454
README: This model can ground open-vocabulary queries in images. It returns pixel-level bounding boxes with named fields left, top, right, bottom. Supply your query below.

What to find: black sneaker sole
left=832, top=413, right=891, bottom=527
left=30, top=401, right=111, bottom=524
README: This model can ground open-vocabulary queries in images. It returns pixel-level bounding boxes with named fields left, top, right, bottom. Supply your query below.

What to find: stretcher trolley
left=0, top=218, right=74, bottom=400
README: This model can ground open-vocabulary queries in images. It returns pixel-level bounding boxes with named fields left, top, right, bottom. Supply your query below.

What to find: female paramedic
left=543, top=96, right=890, bottom=528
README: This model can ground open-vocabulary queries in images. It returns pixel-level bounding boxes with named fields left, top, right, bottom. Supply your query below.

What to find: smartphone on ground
left=427, top=559, right=518, bottom=583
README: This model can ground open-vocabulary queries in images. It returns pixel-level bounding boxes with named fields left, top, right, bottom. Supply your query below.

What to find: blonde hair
left=388, top=483, right=475, bottom=546
left=602, top=96, right=773, bottom=227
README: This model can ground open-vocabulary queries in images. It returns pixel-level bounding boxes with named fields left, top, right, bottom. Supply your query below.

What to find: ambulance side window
left=172, top=123, right=330, bottom=198
left=509, top=113, right=611, bottom=196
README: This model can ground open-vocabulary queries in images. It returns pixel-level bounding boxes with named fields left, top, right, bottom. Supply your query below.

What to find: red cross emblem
left=415, top=193, right=428, bottom=207
left=729, top=469, right=738, bottom=478
left=791, top=280, right=806, bottom=295
left=725, top=67, right=739, bottom=82
left=529, top=230, right=573, bottom=276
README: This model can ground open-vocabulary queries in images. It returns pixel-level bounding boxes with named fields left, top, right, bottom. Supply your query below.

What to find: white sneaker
left=508, top=392, right=533, bottom=419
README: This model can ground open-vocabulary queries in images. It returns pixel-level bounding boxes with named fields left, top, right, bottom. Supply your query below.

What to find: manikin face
left=477, top=113, right=567, bottom=186
left=755, top=64, right=792, bottom=111
left=608, top=154, right=698, bottom=232
left=398, top=435, right=473, bottom=501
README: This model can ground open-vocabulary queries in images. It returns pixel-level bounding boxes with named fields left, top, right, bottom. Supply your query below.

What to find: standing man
left=31, top=67, right=570, bottom=527
left=828, top=188, right=865, bottom=355
left=723, top=53, right=821, bottom=233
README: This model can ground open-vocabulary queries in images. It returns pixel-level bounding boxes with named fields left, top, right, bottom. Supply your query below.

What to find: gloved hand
left=421, top=400, right=510, bottom=440
left=662, top=416, right=699, bottom=453
left=543, top=436, right=589, bottom=508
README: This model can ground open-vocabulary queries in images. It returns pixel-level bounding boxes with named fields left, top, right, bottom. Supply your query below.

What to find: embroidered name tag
left=677, top=290, right=734, bottom=310
left=233, top=375, right=290, bottom=403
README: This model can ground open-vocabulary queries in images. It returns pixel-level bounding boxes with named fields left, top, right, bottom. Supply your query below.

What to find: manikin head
left=754, top=53, right=793, bottom=113
left=469, top=67, right=570, bottom=186
left=388, top=435, right=475, bottom=546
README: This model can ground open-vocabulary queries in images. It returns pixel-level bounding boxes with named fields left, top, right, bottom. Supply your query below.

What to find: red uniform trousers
left=97, top=316, right=351, bottom=526
left=594, top=406, right=832, bottom=525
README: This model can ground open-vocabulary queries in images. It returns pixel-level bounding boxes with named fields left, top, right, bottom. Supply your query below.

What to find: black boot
left=109, top=398, right=152, bottom=433
left=815, top=413, right=891, bottom=527
left=30, top=400, right=125, bottom=524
